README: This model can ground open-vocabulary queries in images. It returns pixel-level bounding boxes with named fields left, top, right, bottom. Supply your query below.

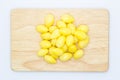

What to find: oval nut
left=49, top=47, right=56, bottom=54
left=78, top=36, right=89, bottom=48
left=59, top=53, right=72, bottom=62
left=67, top=23, right=76, bottom=34
left=51, top=39, right=57, bottom=46
left=57, top=20, right=66, bottom=28
left=40, top=40, right=51, bottom=48
left=74, top=36, right=78, bottom=43
left=49, top=46, right=59, bottom=59
left=51, top=29, right=60, bottom=39
left=68, top=45, right=77, bottom=53
left=36, top=24, right=48, bottom=33
left=61, top=14, right=74, bottom=23
left=56, top=36, right=65, bottom=48
left=73, top=50, right=84, bottom=60
left=49, top=48, right=63, bottom=56
left=37, top=49, right=48, bottom=57
left=74, top=31, right=87, bottom=40
left=77, top=24, right=89, bottom=33
left=44, top=55, right=56, bottom=64
left=66, top=35, right=74, bottom=46
left=62, top=44, right=68, bottom=52
left=60, top=28, right=71, bottom=36
left=41, top=32, right=51, bottom=40
left=51, top=54, right=59, bottom=59
left=49, top=26, right=57, bottom=33
left=45, top=14, right=54, bottom=27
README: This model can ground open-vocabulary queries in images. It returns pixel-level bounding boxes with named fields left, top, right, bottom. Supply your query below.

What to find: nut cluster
left=36, top=14, right=89, bottom=64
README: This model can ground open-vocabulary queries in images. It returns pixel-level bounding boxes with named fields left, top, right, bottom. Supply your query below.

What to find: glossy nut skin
left=44, top=55, right=56, bottom=64
left=36, top=24, right=48, bottom=33
left=60, top=28, right=71, bottom=36
left=74, top=36, right=78, bottom=43
left=62, top=44, right=68, bottom=52
left=74, top=31, right=87, bottom=40
left=57, top=20, right=66, bottom=28
left=37, top=49, right=48, bottom=57
left=59, top=53, right=72, bottom=62
left=68, top=45, right=77, bottom=53
left=49, top=47, right=56, bottom=54
left=41, top=32, right=51, bottom=40
left=61, top=14, right=74, bottom=23
left=51, top=29, right=60, bottom=39
left=56, top=36, right=65, bottom=48
left=51, top=54, right=58, bottom=59
left=49, top=26, right=57, bottom=33
left=77, top=24, right=89, bottom=33
left=66, top=35, right=74, bottom=46
left=73, top=50, right=84, bottom=60
left=78, top=36, right=89, bottom=48
left=45, top=14, right=54, bottom=27
left=67, top=23, right=76, bottom=34
left=51, top=39, right=57, bottom=46
left=49, top=48, right=63, bottom=56
left=40, top=40, right=51, bottom=48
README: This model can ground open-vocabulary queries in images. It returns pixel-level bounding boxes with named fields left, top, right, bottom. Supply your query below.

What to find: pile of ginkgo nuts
left=36, top=13, right=90, bottom=64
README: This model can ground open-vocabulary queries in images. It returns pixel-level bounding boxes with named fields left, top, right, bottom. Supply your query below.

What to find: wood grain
left=11, top=9, right=109, bottom=71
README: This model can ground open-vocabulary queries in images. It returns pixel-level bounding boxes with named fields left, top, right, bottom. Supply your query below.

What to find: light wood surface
left=11, top=9, right=109, bottom=71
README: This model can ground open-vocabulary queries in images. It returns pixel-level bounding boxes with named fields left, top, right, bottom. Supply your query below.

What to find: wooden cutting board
left=11, top=9, right=109, bottom=71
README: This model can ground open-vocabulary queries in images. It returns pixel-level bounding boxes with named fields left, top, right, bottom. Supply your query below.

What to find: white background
left=0, top=0, right=120, bottom=80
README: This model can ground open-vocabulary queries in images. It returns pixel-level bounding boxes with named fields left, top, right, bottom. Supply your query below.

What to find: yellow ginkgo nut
left=74, top=36, right=78, bottom=43
left=61, top=14, right=74, bottom=23
left=41, top=32, right=51, bottom=40
left=66, top=35, right=74, bottom=46
left=49, top=48, right=63, bottom=56
left=68, top=45, right=77, bottom=53
left=45, top=14, right=54, bottom=27
left=57, top=20, right=66, bottom=28
left=74, top=31, right=87, bottom=40
left=56, top=36, right=65, bottom=48
left=40, top=40, right=51, bottom=48
left=44, top=55, right=56, bottom=64
left=59, top=53, right=72, bottom=62
left=51, top=54, right=59, bottom=59
left=51, top=29, right=61, bottom=39
left=78, top=36, right=89, bottom=48
left=49, top=26, right=57, bottom=33
left=77, top=24, right=89, bottom=33
left=67, top=23, right=76, bottom=34
left=37, top=49, right=48, bottom=57
left=36, top=24, right=48, bottom=33
left=60, top=28, right=71, bottom=36
left=51, top=39, right=57, bottom=46
left=73, top=50, right=84, bottom=60
left=62, top=44, right=68, bottom=52
left=36, top=14, right=90, bottom=64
